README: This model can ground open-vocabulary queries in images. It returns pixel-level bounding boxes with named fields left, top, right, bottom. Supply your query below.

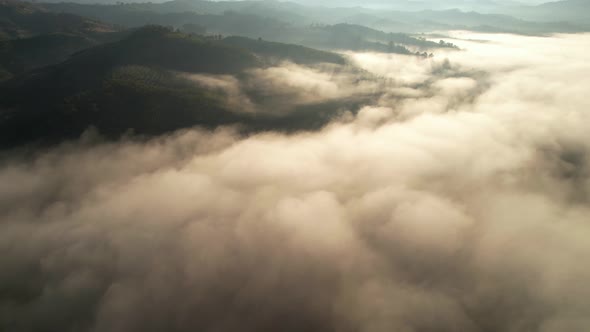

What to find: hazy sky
left=287, top=0, right=550, bottom=6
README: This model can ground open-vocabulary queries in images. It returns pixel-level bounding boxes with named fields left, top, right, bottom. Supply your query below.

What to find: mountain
left=0, top=0, right=126, bottom=79
left=0, top=30, right=131, bottom=80
left=0, top=0, right=114, bottom=39
left=393, top=8, right=586, bottom=33
left=506, top=0, right=590, bottom=24
left=0, top=33, right=97, bottom=80
left=37, top=3, right=458, bottom=54
left=220, top=36, right=347, bottom=65
left=0, top=26, right=352, bottom=148
left=300, top=23, right=457, bottom=53
left=40, top=0, right=589, bottom=37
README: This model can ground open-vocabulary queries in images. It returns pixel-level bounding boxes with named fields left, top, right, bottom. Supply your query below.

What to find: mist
left=1, top=32, right=590, bottom=332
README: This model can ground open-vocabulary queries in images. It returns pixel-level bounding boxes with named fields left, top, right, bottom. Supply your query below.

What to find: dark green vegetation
left=0, top=25, right=356, bottom=148
left=0, top=0, right=128, bottom=79
left=0, top=0, right=365, bottom=149
left=300, top=23, right=446, bottom=56
left=1, top=33, right=99, bottom=80
left=0, top=0, right=113, bottom=39
left=220, top=36, right=347, bottom=65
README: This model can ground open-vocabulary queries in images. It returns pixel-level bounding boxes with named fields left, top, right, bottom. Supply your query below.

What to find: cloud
left=183, top=73, right=258, bottom=113
left=197, top=62, right=390, bottom=114
left=1, top=33, right=590, bottom=332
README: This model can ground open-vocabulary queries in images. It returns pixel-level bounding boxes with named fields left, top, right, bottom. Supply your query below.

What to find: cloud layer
left=1, top=33, right=590, bottom=332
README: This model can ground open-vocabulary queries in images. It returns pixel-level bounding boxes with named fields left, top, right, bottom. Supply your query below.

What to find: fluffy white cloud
left=1, top=33, right=590, bottom=332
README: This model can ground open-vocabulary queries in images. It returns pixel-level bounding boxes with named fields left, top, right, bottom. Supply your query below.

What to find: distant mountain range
left=27, top=0, right=590, bottom=26
left=0, top=0, right=114, bottom=39
left=39, top=0, right=590, bottom=34
left=502, top=0, right=590, bottom=23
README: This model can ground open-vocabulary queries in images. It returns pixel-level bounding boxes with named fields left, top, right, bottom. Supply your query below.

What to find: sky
left=282, top=0, right=551, bottom=7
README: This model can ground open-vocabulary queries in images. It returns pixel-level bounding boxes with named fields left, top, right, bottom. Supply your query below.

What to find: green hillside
left=220, top=36, right=346, bottom=65
left=0, top=0, right=114, bottom=39
left=0, top=33, right=97, bottom=80
left=0, top=26, right=353, bottom=148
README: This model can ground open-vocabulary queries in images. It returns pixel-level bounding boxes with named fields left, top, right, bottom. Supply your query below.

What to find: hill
left=0, top=33, right=100, bottom=80
left=0, top=0, right=125, bottom=79
left=39, top=2, right=461, bottom=52
left=41, top=0, right=590, bottom=35
left=0, top=0, right=114, bottom=39
left=220, top=36, right=346, bottom=65
left=0, top=26, right=352, bottom=148
left=507, top=0, right=590, bottom=24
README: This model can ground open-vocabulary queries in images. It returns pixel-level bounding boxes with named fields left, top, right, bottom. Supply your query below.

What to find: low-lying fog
left=1, top=32, right=590, bottom=332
